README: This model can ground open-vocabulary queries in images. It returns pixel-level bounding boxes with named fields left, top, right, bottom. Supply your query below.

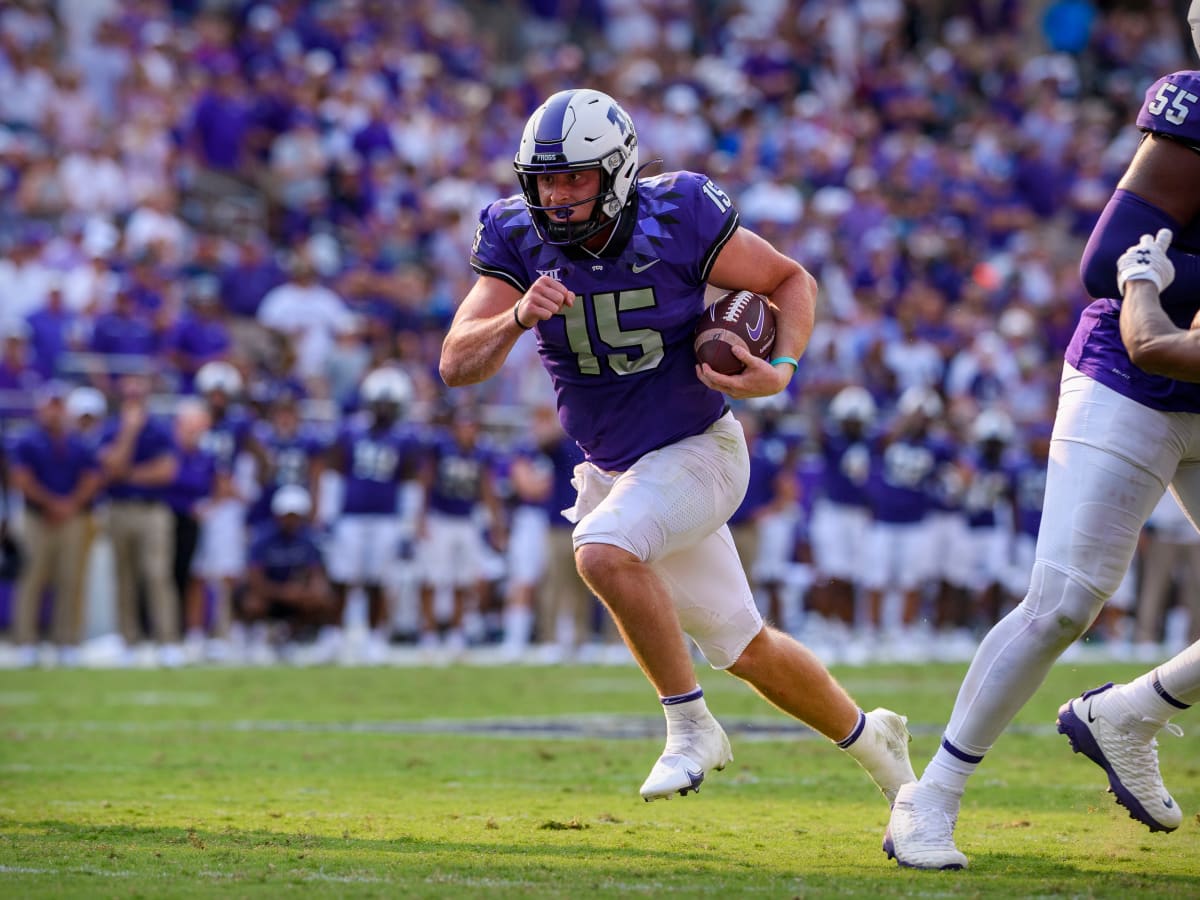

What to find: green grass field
left=2, top=660, right=1198, bottom=898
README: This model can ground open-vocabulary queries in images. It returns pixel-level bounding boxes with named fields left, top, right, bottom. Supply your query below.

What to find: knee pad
left=1019, top=560, right=1106, bottom=648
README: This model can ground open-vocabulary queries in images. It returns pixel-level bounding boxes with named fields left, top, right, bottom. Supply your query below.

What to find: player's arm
left=1081, top=133, right=1200, bottom=301
left=439, top=274, right=574, bottom=387
left=700, top=227, right=817, bottom=399
left=1116, top=227, right=1200, bottom=380
left=1120, top=281, right=1200, bottom=380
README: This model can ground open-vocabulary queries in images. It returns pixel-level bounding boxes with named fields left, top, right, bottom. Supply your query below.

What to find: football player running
left=440, top=89, right=915, bottom=808
left=885, top=26, right=1200, bottom=869
left=1054, top=228, right=1200, bottom=837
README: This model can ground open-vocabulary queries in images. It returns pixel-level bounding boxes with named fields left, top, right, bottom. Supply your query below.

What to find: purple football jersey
left=868, top=435, right=944, bottom=524
left=961, top=452, right=1015, bottom=530
left=819, top=429, right=872, bottom=508
left=1067, top=70, right=1200, bottom=412
left=200, top=410, right=254, bottom=473
left=471, top=171, right=739, bottom=471
left=1012, top=453, right=1047, bottom=538
left=336, top=420, right=420, bottom=516
left=247, top=421, right=326, bottom=525
left=426, top=430, right=498, bottom=518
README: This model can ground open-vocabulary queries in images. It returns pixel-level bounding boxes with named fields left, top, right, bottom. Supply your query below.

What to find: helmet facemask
left=515, top=90, right=638, bottom=246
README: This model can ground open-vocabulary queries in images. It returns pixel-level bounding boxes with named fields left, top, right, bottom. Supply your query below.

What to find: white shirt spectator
left=257, top=280, right=358, bottom=380
left=124, top=197, right=190, bottom=266
left=61, top=256, right=121, bottom=314
left=0, top=254, right=56, bottom=327
left=0, top=58, right=53, bottom=129
left=59, top=148, right=129, bottom=216
left=739, top=174, right=805, bottom=228
left=883, top=333, right=944, bottom=392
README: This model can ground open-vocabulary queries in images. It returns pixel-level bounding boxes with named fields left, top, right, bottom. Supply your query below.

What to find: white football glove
left=1116, top=227, right=1175, bottom=295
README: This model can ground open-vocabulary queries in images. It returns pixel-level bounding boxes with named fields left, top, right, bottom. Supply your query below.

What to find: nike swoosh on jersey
left=631, top=258, right=661, bottom=273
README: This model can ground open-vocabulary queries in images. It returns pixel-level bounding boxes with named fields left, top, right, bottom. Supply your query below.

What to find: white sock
left=661, top=686, right=710, bottom=734
left=835, top=708, right=867, bottom=750
left=1119, top=648, right=1199, bottom=724
left=503, top=606, right=534, bottom=648
left=1155, top=640, right=1200, bottom=706
left=920, top=738, right=980, bottom=797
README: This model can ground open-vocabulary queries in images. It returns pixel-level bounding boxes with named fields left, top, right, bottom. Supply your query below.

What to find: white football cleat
left=639, top=718, right=732, bottom=801
left=1057, top=682, right=1183, bottom=833
left=883, top=781, right=969, bottom=870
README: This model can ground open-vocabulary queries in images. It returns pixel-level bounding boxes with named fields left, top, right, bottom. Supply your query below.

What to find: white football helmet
left=514, top=89, right=639, bottom=245
left=972, top=408, right=1015, bottom=445
left=360, top=367, right=413, bottom=408
left=897, top=385, right=944, bottom=420
left=829, top=386, right=877, bottom=424
left=195, top=361, right=243, bottom=397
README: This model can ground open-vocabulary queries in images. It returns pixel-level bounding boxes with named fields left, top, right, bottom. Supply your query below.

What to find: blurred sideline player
left=188, top=361, right=257, bottom=661
left=246, top=388, right=325, bottom=533
left=809, top=386, right=875, bottom=657
left=862, top=386, right=947, bottom=658
left=239, top=485, right=334, bottom=662
left=440, top=88, right=915, bottom=805
left=416, top=404, right=505, bottom=657
left=165, top=399, right=219, bottom=663
left=958, top=409, right=1017, bottom=629
left=531, top=405, right=594, bottom=661
left=499, top=404, right=558, bottom=660
left=729, top=404, right=801, bottom=632
left=320, top=367, right=419, bottom=664
left=885, top=30, right=1200, bottom=866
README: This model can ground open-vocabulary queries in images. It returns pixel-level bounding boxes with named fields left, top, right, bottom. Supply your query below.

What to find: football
left=693, top=290, right=776, bottom=375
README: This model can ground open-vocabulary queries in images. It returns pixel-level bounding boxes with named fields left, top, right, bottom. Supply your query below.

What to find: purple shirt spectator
left=99, top=415, right=174, bottom=501
left=10, top=422, right=98, bottom=504
left=164, top=443, right=217, bottom=516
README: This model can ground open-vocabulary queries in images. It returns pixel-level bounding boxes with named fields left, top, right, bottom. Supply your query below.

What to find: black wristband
left=513, top=302, right=532, bottom=330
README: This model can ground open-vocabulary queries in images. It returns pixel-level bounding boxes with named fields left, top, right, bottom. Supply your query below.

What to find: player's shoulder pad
left=476, top=193, right=529, bottom=238
left=1137, top=70, right=1200, bottom=143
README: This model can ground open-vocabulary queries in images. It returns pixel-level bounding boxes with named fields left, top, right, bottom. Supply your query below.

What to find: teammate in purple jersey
left=246, top=391, right=325, bottom=528
left=886, top=42, right=1200, bottom=868
left=416, top=405, right=506, bottom=655
left=1050, top=225, right=1200, bottom=842
left=322, top=368, right=421, bottom=664
left=809, top=386, right=875, bottom=643
left=441, top=88, right=914, bottom=807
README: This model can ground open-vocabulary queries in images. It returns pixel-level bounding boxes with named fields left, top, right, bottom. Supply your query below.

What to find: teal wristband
left=770, top=356, right=799, bottom=369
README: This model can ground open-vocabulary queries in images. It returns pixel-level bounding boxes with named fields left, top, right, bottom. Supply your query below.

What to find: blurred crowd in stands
left=1, top=0, right=1199, bottom=668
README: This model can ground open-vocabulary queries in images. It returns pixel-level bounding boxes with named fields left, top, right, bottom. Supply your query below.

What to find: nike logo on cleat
left=1164, top=797, right=1174, bottom=808
left=1086, top=700, right=1098, bottom=724
left=632, top=258, right=661, bottom=273
left=685, top=768, right=705, bottom=790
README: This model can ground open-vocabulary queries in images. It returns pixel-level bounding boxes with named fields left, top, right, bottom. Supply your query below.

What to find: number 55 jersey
left=471, top=170, right=740, bottom=472
left=1067, top=69, right=1200, bottom=412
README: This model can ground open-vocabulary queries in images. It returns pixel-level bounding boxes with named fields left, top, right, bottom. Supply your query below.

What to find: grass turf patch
left=1, top=662, right=1198, bottom=897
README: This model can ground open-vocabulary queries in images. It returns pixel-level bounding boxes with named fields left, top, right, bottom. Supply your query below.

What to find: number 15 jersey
left=471, top=170, right=740, bottom=472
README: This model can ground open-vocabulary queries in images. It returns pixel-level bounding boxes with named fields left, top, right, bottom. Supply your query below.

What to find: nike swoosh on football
left=631, top=258, right=661, bottom=273
left=746, top=305, right=765, bottom=341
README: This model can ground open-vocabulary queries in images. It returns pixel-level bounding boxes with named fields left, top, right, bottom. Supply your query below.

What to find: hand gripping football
left=693, top=290, right=776, bottom=375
